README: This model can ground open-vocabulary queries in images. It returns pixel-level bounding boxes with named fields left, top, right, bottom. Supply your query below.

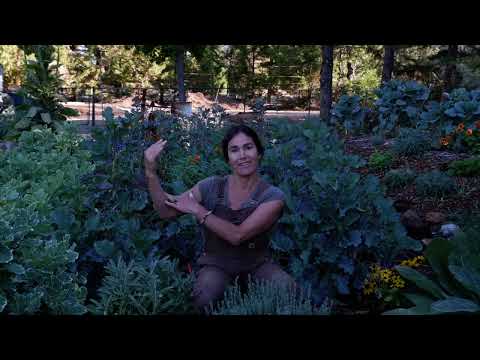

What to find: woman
left=144, top=124, right=295, bottom=312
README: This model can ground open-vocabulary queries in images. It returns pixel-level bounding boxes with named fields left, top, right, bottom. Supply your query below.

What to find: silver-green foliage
left=383, top=168, right=416, bottom=191
left=89, top=256, right=195, bottom=315
left=0, top=124, right=93, bottom=314
left=415, top=170, right=455, bottom=198
left=392, top=128, right=431, bottom=157
left=210, top=277, right=330, bottom=315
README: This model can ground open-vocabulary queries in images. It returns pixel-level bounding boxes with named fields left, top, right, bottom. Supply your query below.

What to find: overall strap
left=251, top=180, right=271, bottom=202
left=215, top=176, right=228, bottom=203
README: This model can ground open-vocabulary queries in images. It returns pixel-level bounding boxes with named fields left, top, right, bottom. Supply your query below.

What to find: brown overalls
left=192, top=176, right=295, bottom=313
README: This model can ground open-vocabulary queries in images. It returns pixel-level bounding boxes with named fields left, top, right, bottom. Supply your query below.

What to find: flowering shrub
left=363, top=256, right=425, bottom=308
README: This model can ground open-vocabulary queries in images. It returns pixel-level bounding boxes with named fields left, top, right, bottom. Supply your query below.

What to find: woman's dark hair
left=221, top=125, right=264, bottom=162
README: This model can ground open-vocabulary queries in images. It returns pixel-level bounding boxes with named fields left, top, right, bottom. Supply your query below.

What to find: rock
left=440, top=223, right=460, bottom=238
left=421, top=238, right=433, bottom=246
left=401, top=209, right=432, bottom=240
left=425, top=212, right=447, bottom=224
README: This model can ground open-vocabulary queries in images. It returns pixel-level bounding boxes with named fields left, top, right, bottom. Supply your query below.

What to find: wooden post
left=91, top=87, right=96, bottom=127
left=0, top=64, right=3, bottom=93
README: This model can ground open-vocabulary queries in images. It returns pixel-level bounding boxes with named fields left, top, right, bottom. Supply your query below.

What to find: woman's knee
left=192, top=266, right=231, bottom=312
left=252, top=261, right=296, bottom=288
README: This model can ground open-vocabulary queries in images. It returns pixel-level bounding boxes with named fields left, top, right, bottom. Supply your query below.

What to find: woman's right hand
left=144, top=139, right=167, bottom=172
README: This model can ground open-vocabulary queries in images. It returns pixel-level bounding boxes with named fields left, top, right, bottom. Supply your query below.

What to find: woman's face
left=227, top=132, right=261, bottom=176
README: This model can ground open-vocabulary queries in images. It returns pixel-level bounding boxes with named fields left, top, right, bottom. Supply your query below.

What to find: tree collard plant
left=419, top=88, right=480, bottom=137
left=89, top=256, right=195, bottom=315
left=374, top=80, right=430, bottom=136
left=209, top=277, right=330, bottom=315
left=259, top=118, right=420, bottom=305
left=383, top=230, right=480, bottom=315
left=330, top=95, right=370, bottom=135
left=0, top=124, right=93, bottom=314
left=3, top=46, right=78, bottom=140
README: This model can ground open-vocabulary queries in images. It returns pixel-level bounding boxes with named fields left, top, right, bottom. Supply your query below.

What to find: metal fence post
left=0, top=64, right=3, bottom=93
left=91, top=87, right=96, bottom=127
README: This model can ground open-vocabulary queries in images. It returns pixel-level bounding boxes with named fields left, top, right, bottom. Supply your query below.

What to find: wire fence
left=59, top=85, right=323, bottom=126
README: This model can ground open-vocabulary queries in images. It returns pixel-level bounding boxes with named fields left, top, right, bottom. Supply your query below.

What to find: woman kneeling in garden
left=144, top=124, right=295, bottom=312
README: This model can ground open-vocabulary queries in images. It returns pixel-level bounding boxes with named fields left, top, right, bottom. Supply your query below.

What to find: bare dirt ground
left=344, top=135, right=480, bottom=220
left=63, top=91, right=318, bottom=122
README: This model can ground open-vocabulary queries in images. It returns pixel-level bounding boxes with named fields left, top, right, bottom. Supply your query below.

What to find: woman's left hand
left=165, top=191, right=201, bottom=215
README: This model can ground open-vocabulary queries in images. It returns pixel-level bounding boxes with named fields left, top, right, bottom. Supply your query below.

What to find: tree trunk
left=443, top=45, right=458, bottom=93
left=141, top=88, right=147, bottom=113
left=0, top=64, right=4, bottom=92
left=319, top=45, right=334, bottom=120
left=175, top=45, right=186, bottom=102
left=346, top=62, right=353, bottom=81
left=381, top=46, right=396, bottom=85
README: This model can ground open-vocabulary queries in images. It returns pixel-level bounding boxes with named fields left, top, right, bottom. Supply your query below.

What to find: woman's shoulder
left=198, top=175, right=226, bottom=188
left=198, top=175, right=227, bottom=200
left=258, top=181, right=285, bottom=203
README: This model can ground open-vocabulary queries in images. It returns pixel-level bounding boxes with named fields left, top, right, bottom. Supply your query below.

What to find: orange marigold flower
left=466, top=128, right=473, bottom=136
left=441, top=137, right=449, bottom=146
left=191, top=154, right=201, bottom=164
left=457, top=123, right=465, bottom=131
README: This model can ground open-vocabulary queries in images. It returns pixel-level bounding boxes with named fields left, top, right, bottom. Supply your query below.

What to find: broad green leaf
left=271, top=231, right=294, bottom=252
left=129, top=191, right=148, bottom=211
left=292, top=159, right=305, bottom=167
left=403, top=293, right=434, bottom=309
left=26, top=106, right=40, bottom=118
left=1, top=189, right=19, bottom=201
left=85, top=213, right=100, bottom=232
left=303, top=129, right=314, bottom=139
left=14, top=118, right=32, bottom=130
left=430, top=297, right=480, bottom=313
left=40, top=112, right=52, bottom=124
left=382, top=306, right=434, bottom=315
left=51, top=207, right=75, bottom=229
left=395, top=265, right=446, bottom=299
left=5, top=263, right=25, bottom=275
left=449, top=265, right=480, bottom=296
left=0, top=245, right=13, bottom=264
left=94, top=240, right=116, bottom=258
left=426, top=238, right=462, bottom=295
left=0, top=293, right=6, bottom=313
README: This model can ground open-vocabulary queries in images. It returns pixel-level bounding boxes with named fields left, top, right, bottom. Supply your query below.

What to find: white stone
left=440, top=223, right=460, bottom=238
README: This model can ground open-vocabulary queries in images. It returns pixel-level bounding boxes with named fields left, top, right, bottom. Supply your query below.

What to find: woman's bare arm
left=165, top=193, right=284, bottom=245
left=144, top=139, right=202, bottom=219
